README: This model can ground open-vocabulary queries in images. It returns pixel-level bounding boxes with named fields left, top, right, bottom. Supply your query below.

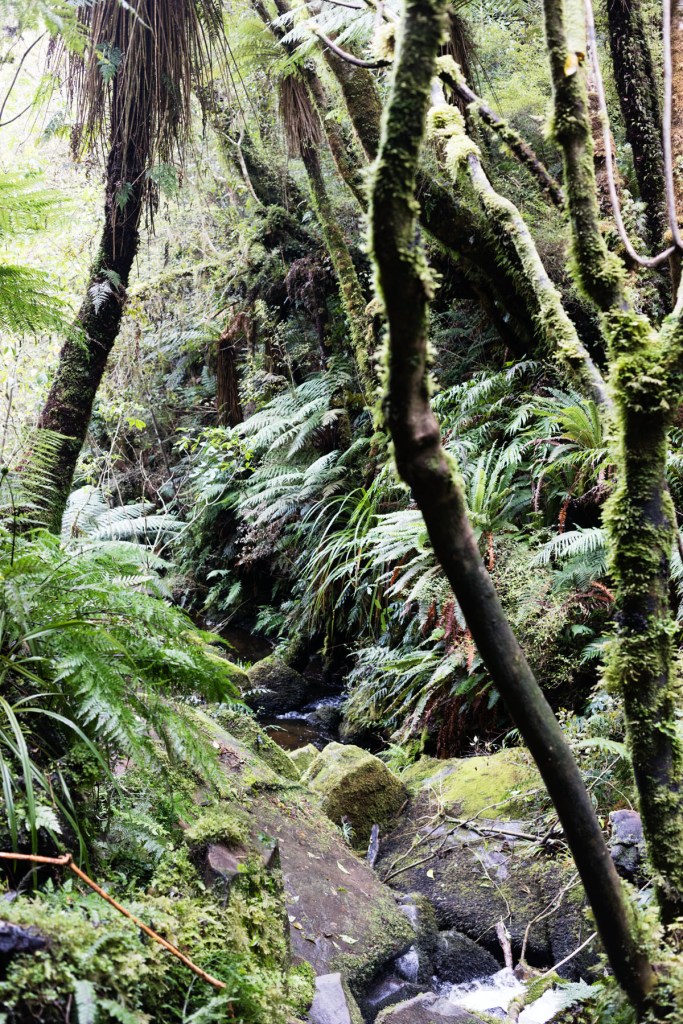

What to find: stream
left=443, top=970, right=591, bottom=1021
left=214, top=622, right=589, bottom=1023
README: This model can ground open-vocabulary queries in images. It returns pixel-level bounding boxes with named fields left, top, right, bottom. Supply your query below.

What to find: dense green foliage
left=4, top=0, right=683, bottom=1019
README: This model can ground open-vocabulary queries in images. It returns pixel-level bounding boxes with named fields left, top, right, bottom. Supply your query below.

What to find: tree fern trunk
left=33, top=132, right=145, bottom=532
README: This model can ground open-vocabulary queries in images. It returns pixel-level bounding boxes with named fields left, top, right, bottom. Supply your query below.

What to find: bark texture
left=370, top=0, right=654, bottom=1009
left=36, top=129, right=145, bottom=531
left=607, top=0, right=667, bottom=247
left=544, top=0, right=683, bottom=937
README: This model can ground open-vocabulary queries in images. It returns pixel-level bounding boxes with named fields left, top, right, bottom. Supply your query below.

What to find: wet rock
left=609, top=809, right=645, bottom=882
left=303, top=743, right=408, bottom=848
left=396, top=894, right=438, bottom=982
left=378, top=752, right=598, bottom=979
left=0, top=921, right=46, bottom=978
left=394, top=947, right=420, bottom=983
left=360, top=975, right=425, bottom=1019
left=305, top=700, right=343, bottom=733
left=434, top=929, right=500, bottom=984
left=289, top=743, right=320, bottom=775
left=375, top=992, right=482, bottom=1022
left=307, top=972, right=363, bottom=1024
left=245, top=656, right=309, bottom=716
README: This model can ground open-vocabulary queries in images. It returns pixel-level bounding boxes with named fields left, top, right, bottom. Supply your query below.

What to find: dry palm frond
left=278, top=72, right=322, bottom=157
left=61, top=0, right=225, bottom=180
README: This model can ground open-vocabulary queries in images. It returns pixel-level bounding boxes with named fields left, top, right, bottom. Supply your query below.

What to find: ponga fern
left=62, top=486, right=180, bottom=547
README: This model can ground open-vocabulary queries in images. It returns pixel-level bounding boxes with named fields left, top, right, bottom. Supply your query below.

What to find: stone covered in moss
left=289, top=742, right=320, bottom=774
left=213, top=706, right=302, bottom=781
left=400, top=748, right=540, bottom=820
left=244, top=655, right=309, bottom=715
left=379, top=751, right=597, bottom=978
left=303, top=742, right=408, bottom=847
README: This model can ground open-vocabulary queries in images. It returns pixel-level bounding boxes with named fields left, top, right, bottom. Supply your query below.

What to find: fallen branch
left=0, top=852, right=233, bottom=1000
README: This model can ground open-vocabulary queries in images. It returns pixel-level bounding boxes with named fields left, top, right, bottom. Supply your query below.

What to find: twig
left=310, top=25, right=390, bottom=67
left=0, top=852, right=233, bottom=1001
left=497, top=919, right=514, bottom=971
left=538, top=930, right=598, bottom=977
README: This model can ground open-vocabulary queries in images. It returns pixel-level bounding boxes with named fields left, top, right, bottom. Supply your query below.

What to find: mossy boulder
left=289, top=742, right=320, bottom=774
left=378, top=751, right=598, bottom=979
left=245, top=655, right=309, bottom=715
left=400, top=748, right=540, bottom=819
left=303, top=743, right=408, bottom=848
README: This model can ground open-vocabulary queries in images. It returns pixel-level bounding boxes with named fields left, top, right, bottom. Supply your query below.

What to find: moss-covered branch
left=543, top=0, right=683, bottom=932
left=542, top=0, right=626, bottom=311
left=428, top=102, right=609, bottom=409
left=369, top=0, right=654, bottom=1008
left=436, top=56, right=565, bottom=209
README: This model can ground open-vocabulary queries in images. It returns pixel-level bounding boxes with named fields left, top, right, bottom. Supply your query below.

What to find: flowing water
left=443, top=969, right=592, bottom=1022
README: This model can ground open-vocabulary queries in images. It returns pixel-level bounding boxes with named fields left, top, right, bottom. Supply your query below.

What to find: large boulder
left=378, top=750, right=598, bottom=979
left=245, top=655, right=309, bottom=715
left=192, top=711, right=415, bottom=1004
left=303, top=743, right=408, bottom=848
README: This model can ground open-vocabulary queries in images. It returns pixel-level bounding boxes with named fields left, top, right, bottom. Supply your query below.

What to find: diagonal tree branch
left=369, top=0, right=654, bottom=1009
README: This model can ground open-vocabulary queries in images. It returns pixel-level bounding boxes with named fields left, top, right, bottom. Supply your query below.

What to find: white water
left=445, top=968, right=591, bottom=1023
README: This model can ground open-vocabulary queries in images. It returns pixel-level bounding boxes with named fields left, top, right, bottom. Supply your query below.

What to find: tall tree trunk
left=35, top=123, right=146, bottom=531
left=544, top=0, right=683, bottom=932
left=369, top=0, right=655, bottom=1008
left=607, top=0, right=666, bottom=248
left=300, top=145, right=373, bottom=399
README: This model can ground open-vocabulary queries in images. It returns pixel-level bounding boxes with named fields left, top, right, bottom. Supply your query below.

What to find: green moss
left=0, top=862, right=294, bottom=1024
left=288, top=743, right=319, bottom=775
left=287, top=960, right=316, bottom=1016
left=401, top=748, right=539, bottom=819
left=213, top=707, right=302, bottom=782
left=186, top=806, right=249, bottom=847
left=304, top=743, right=408, bottom=848
left=333, top=892, right=414, bottom=992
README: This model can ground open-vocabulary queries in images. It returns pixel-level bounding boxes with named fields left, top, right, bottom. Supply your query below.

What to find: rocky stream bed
left=221, top=652, right=644, bottom=1024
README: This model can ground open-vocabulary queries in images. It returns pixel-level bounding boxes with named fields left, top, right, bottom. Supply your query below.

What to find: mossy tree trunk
left=369, top=0, right=656, bottom=1011
left=34, top=115, right=146, bottom=532
left=544, top=0, right=683, bottom=936
left=300, top=145, right=373, bottom=399
left=606, top=0, right=666, bottom=248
